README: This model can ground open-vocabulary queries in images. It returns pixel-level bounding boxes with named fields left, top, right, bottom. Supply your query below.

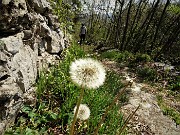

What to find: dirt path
left=102, top=60, right=180, bottom=135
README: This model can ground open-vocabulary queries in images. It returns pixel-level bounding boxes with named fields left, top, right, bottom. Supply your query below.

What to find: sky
left=81, top=0, right=179, bottom=6
left=81, top=0, right=179, bottom=13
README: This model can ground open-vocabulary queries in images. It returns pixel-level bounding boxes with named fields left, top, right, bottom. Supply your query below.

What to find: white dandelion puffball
left=74, top=104, right=90, bottom=121
left=69, top=58, right=106, bottom=89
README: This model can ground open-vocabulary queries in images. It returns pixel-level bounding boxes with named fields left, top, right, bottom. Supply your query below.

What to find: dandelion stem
left=118, top=105, right=140, bottom=135
left=70, top=87, right=84, bottom=135
left=93, top=82, right=132, bottom=135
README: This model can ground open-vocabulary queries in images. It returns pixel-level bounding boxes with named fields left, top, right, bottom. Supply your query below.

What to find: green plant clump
left=0, top=40, right=5, bottom=48
left=100, top=50, right=134, bottom=63
left=157, top=95, right=180, bottom=125
left=168, top=75, right=180, bottom=91
left=134, top=53, right=151, bottom=63
left=5, top=44, right=126, bottom=135
left=137, top=67, right=158, bottom=82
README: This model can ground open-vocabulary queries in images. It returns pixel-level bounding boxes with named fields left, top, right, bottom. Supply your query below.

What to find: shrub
left=168, top=75, right=180, bottom=91
left=100, top=50, right=120, bottom=60
left=169, top=82, right=180, bottom=91
left=134, top=53, right=151, bottom=63
left=116, top=51, right=134, bottom=63
left=100, top=50, right=134, bottom=63
left=137, top=67, right=158, bottom=82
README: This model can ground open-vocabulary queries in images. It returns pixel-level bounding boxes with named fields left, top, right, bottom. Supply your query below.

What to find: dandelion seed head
left=74, top=104, right=90, bottom=121
left=69, top=58, right=106, bottom=89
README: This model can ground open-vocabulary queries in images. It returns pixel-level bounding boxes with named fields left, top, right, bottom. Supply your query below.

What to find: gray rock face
left=0, top=0, right=69, bottom=134
left=1, top=33, right=24, bottom=55
left=0, top=79, right=23, bottom=135
left=46, top=30, right=65, bottom=53
left=0, top=0, right=27, bottom=36
left=2, top=0, right=11, bottom=5
left=28, top=0, right=52, bottom=13
left=1, top=32, right=37, bottom=92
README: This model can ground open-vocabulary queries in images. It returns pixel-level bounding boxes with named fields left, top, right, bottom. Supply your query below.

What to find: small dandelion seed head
left=74, top=104, right=90, bottom=121
left=69, top=58, right=106, bottom=89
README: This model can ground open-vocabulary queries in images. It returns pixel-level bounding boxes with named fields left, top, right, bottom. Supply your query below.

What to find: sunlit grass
left=5, top=43, right=126, bottom=135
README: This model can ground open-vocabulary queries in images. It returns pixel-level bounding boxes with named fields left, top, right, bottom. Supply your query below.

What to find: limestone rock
left=1, top=33, right=24, bottom=55
left=27, top=0, right=51, bottom=13
left=1, top=33, right=37, bottom=92
left=38, top=51, right=60, bottom=72
left=0, top=0, right=68, bottom=134
left=0, top=79, right=23, bottom=135
left=23, top=30, right=33, bottom=40
left=1, top=0, right=27, bottom=16
left=39, top=21, right=52, bottom=37
left=46, top=30, right=65, bottom=53
left=10, top=45, right=38, bottom=92
left=1, top=0, right=11, bottom=5
left=23, top=87, right=36, bottom=106
left=0, top=0, right=28, bottom=32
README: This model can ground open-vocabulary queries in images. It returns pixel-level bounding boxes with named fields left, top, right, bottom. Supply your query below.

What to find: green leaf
left=25, top=128, right=33, bottom=135
left=50, top=112, right=58, bottom=120
left=22, top=106, right=32, bottom=113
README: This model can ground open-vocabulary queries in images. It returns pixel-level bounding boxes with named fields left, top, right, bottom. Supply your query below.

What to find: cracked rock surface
left=0, top=0, right=69, bottom=134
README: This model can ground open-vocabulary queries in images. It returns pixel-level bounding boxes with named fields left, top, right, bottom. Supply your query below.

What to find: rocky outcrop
left=0, top=0, right=69, bottom=134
